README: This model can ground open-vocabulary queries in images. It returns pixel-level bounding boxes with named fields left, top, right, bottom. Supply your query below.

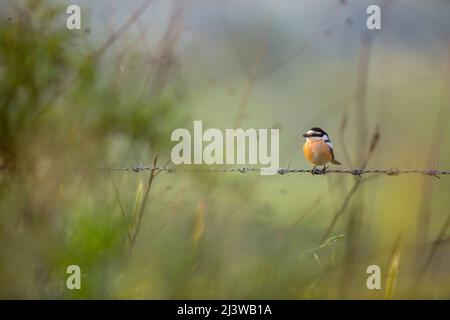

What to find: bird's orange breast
left=303, top=140, right=332, bottom=165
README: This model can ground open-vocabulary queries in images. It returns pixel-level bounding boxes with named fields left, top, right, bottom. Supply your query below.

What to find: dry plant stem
left=290, top=175, right=375, bottom=230
left=338, top=114, right=354, bottom=168
left=149, top=0, right=185, bottom=95
left=320, top=127, right=380, bottom=242
left=321, top=179, right=361, bottom=243
left=416, top=43, right=450, bottom=250
left=129, top=156, right=158, bottom=255
left=123, top=2, right=184, bottom=165
left=417, top=213, right=450, bottom=282
left=354, top=32, right=372, bottom=162
left=233, top=0, right=277, bottom=128
left=106, top=171, right=132, bottom=242
left=112, top=24, right=150, bottom=89
left=36, top=0, right=154, bottom=119
left=339, top=209, right=359, bottom=297
left=336, top=112, right=353, bottom=210
left=408, top=211, right=450, bottom=295
left=107, top=171, right=126, bottom=219
left=94, top=0, right=154, bottom=58
left=385, top=234, right=403, bottom=299
left=331, top=31, right=376, bottom=297
left=344, top=33, right=373, bottom=291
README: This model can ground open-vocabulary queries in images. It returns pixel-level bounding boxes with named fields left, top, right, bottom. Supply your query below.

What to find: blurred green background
left=1, top=0, right=450, bottom=299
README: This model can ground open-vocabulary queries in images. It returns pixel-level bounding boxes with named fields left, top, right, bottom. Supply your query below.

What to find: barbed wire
left=101, top=165, right=450, bottom=178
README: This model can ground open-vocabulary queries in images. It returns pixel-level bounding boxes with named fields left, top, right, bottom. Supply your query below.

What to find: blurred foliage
left=0, top=1, right=185, bottom=298
left=1, top=0, right=450, bottom=300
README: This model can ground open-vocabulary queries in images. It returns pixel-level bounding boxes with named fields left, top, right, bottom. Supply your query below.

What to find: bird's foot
left=311, top=166, right=327, bottom=175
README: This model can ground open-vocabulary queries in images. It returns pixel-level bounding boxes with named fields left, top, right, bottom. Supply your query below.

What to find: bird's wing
left=328, top=143, right=341, bottom=164
left=327, top=141, right=341, bottom=164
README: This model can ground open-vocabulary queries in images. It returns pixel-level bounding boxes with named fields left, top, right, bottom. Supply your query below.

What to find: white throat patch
left=306, top=134, right=333, bottom=149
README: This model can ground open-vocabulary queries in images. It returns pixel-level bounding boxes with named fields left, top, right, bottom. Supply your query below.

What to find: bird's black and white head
left=302, top=127, right=330, bottom=142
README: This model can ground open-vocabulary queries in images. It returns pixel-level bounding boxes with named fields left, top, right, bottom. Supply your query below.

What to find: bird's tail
left=331, top=158, right=341, bottom=165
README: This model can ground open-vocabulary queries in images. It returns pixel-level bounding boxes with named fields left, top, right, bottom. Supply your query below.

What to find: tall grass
left=1, top=0, right=450, bottom=299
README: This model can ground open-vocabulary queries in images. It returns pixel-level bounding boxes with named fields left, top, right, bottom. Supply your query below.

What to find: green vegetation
left=1, top=0, right=450, bottom=299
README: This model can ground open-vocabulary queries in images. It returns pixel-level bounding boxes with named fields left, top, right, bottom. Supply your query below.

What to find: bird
left=302, top=127, right=341, bottom=173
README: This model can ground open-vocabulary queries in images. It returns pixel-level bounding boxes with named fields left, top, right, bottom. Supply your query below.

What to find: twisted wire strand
left=100, top=165, right=450, bottom=177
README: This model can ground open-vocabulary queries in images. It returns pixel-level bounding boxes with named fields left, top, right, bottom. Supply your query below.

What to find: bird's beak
left=302, top=133, right=309, bottom=138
